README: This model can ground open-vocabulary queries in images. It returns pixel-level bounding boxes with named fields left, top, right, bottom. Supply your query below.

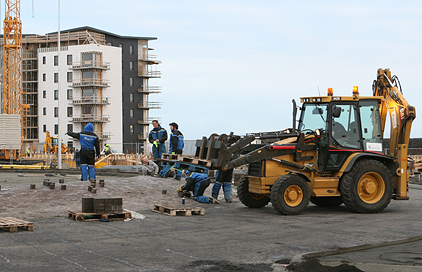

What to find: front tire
left=238, top=176, right=270, bottom=208
left=340, top=159, right=393, bottom=213
left=271, top=174, right=310, bottom=215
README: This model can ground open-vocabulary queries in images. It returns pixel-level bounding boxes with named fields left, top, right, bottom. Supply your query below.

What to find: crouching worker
left=140, top=157, right=159, bottom=176
left=177, top=171, right=219, bottom=204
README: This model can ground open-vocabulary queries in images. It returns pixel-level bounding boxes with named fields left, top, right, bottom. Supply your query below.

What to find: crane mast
left=2, top=0, right=22, bottom=136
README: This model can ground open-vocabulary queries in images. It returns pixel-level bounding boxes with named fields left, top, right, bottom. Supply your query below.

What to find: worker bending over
left=66, top=123, right=100, bottom=181
left=177, top=171, right=219, bottom=204
left=211, top=169, right=234, bottom=203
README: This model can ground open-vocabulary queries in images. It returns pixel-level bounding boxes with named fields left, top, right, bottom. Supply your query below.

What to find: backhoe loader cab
left=194, top=69, right=415, bottom=215
left=298, top=95, right=384, bottom=173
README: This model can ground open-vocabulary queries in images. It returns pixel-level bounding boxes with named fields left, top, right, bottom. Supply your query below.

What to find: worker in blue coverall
left=211, top=169, right=234, bottom=203
left=160, top=122, right=184, bottom=180
left=148, top=120, right=167, bottom=160
left=177, top=171, right=219, bottom=204
left=66, top=123, right=100, bottom=181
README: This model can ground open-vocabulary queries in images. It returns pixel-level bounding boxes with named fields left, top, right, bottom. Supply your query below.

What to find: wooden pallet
left=152, top=204, right=205, bottom=216
left=161, top=153, right=212, bottom=168
left=177, top=156, right=212, bottom=167
left=68, top=211, right=132, bottom=222
left=0, top=217, right=34, bottom=232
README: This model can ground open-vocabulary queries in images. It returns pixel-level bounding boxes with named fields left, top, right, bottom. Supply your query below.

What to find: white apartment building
left=37, top=43, right=123, bottom=151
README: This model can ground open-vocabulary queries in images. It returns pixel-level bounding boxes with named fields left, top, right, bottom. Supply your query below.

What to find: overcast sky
left=20, top=0, right=422, bottom=139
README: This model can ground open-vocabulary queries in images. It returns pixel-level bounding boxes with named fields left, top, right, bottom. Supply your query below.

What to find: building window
left=67, top=124, right=73, bottom=133
left=82, top=89, right=94, bottom=97
left=54, top=55, right=58, bottom=66
left=54, top=90, right=58, bottom=100
left=67, top=107, right=73, bottom=117
left=67, top=72, right=73, bottom=82
left=43, top=56, right=46, bottom=64
left=122, top=60, right=124, bottom=70
left=43, top=107, right=46, bottom=115
left=130, top=109, right=134, bottom=118
left=43, top=73, right=46, bottom=81
left=129, top=61, right=133, bottom=71
left=43, top=124, right=46, bottom=132
left=54, top=107, right=58, bottom=117
left=130, top=77, right=134, bottom=87
left=54, top=73, right=58, bottom=83
left=122, top=76, right=124, bottom=86
left=54, top=124, right=58, bottom=134
left=129, top=93, right=134, bottom=102
left=130, top=125, right=134, bottom=134
left=67, top=54, right=72, bottom=65
left=129, top=45, right=133, bottom=55
left=43, top=90, right=46, bottom=99
left=67, top=89, right=73, bottom=100
left=107, top=42, right=113, bottom=46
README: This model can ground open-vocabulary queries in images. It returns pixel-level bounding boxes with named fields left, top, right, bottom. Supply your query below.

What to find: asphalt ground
left=1, top=175, right=422, bottom=271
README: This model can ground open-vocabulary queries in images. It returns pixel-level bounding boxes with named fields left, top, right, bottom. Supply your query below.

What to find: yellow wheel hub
left=357, top=172, right=385, bottom=204
left=284, top=185, right=303, bottom=207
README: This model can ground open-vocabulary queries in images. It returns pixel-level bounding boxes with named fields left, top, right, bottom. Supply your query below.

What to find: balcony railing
left=71, top=79, right=110, bottom=88
left=138, top=86, right=162, bottom=94
left=138, top=54, right=161, bottom=64
left=71, top=97, right=110, bottom=106
left=97, top=132, right=111, bottom=140
left=138, top=117, right=161, bottom=125
left=72, top=114, right=110, bottom=123
left=138, top=70, right=161, bottom=78
left=138, top=133, right=147, bottom=140
left=70, top=60, right=110, bottom=70
left=138, top=102, right=162, bottom=109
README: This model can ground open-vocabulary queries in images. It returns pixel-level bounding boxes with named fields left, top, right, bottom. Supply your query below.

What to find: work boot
left=209, top=196, right=219, bottom=204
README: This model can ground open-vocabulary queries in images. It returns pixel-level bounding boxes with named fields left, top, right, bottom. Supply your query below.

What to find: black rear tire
left=310, top=196, right=343, bottom=207
left=237, top=176, right=270, bottom=208
left=340, top=159, right=393, bottom=213
left=271, top=174, right=310, bottom=215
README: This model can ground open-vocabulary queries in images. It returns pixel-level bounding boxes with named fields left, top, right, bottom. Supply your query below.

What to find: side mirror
left=332, top=107, right=341, bottom=118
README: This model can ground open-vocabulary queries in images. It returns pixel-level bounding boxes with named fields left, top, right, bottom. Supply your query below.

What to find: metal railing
left=138, top=86, right=162, bottom=94
left=72, top=114, right=110, bottom=123
left=138, top=117, right=161, bottom=125
left=71, top=79, right=110, bottom=88
left=137, top=70, right=161, bottom=78
left=71, top=97, right=110, bottom=105
left=70, top=60, right=110, bottom=70
left=137, top=102, right=162, bottom=109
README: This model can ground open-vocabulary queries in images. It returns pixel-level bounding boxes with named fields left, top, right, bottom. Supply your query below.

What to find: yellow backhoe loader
left=43, top=131, right=71, bottom=154
left=193, top=68, right=416, bottom=215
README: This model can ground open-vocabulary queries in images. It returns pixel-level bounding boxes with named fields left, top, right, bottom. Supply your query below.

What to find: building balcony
left=97, top=132, right=111, bottom=140
left=138, top=86, right=162, bottom=94
left=71, top=79, right=110, bottom=88
left=70, top=60, right=110, bottom=70
left=138, top=54, right=161, bottom=65
left=138, top=70, right=161, bottom=78
left=71, top=97, right=110, bottom=106
left=138, top=102, right=162, bottom=109
left=72, top=114, right=109, bottom=123
left=138, top=133, right=147, bottom=140
left=138, top=117, right=161, bottom=125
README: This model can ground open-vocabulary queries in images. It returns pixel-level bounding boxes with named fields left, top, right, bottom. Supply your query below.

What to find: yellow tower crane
left=2, top=0, right=23, bottom=159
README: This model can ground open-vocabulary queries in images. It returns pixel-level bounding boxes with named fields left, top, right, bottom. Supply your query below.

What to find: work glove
left=153, top=141, right=158, bottom=148
left=65, top=132, right=68, bottom=135
left=177, top=187, right=182, bottom=192
left=171, top=152, right=175, bottom=155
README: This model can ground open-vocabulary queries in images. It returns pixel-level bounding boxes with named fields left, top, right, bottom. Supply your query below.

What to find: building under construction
left=3, top=26, right=161, bottom=154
